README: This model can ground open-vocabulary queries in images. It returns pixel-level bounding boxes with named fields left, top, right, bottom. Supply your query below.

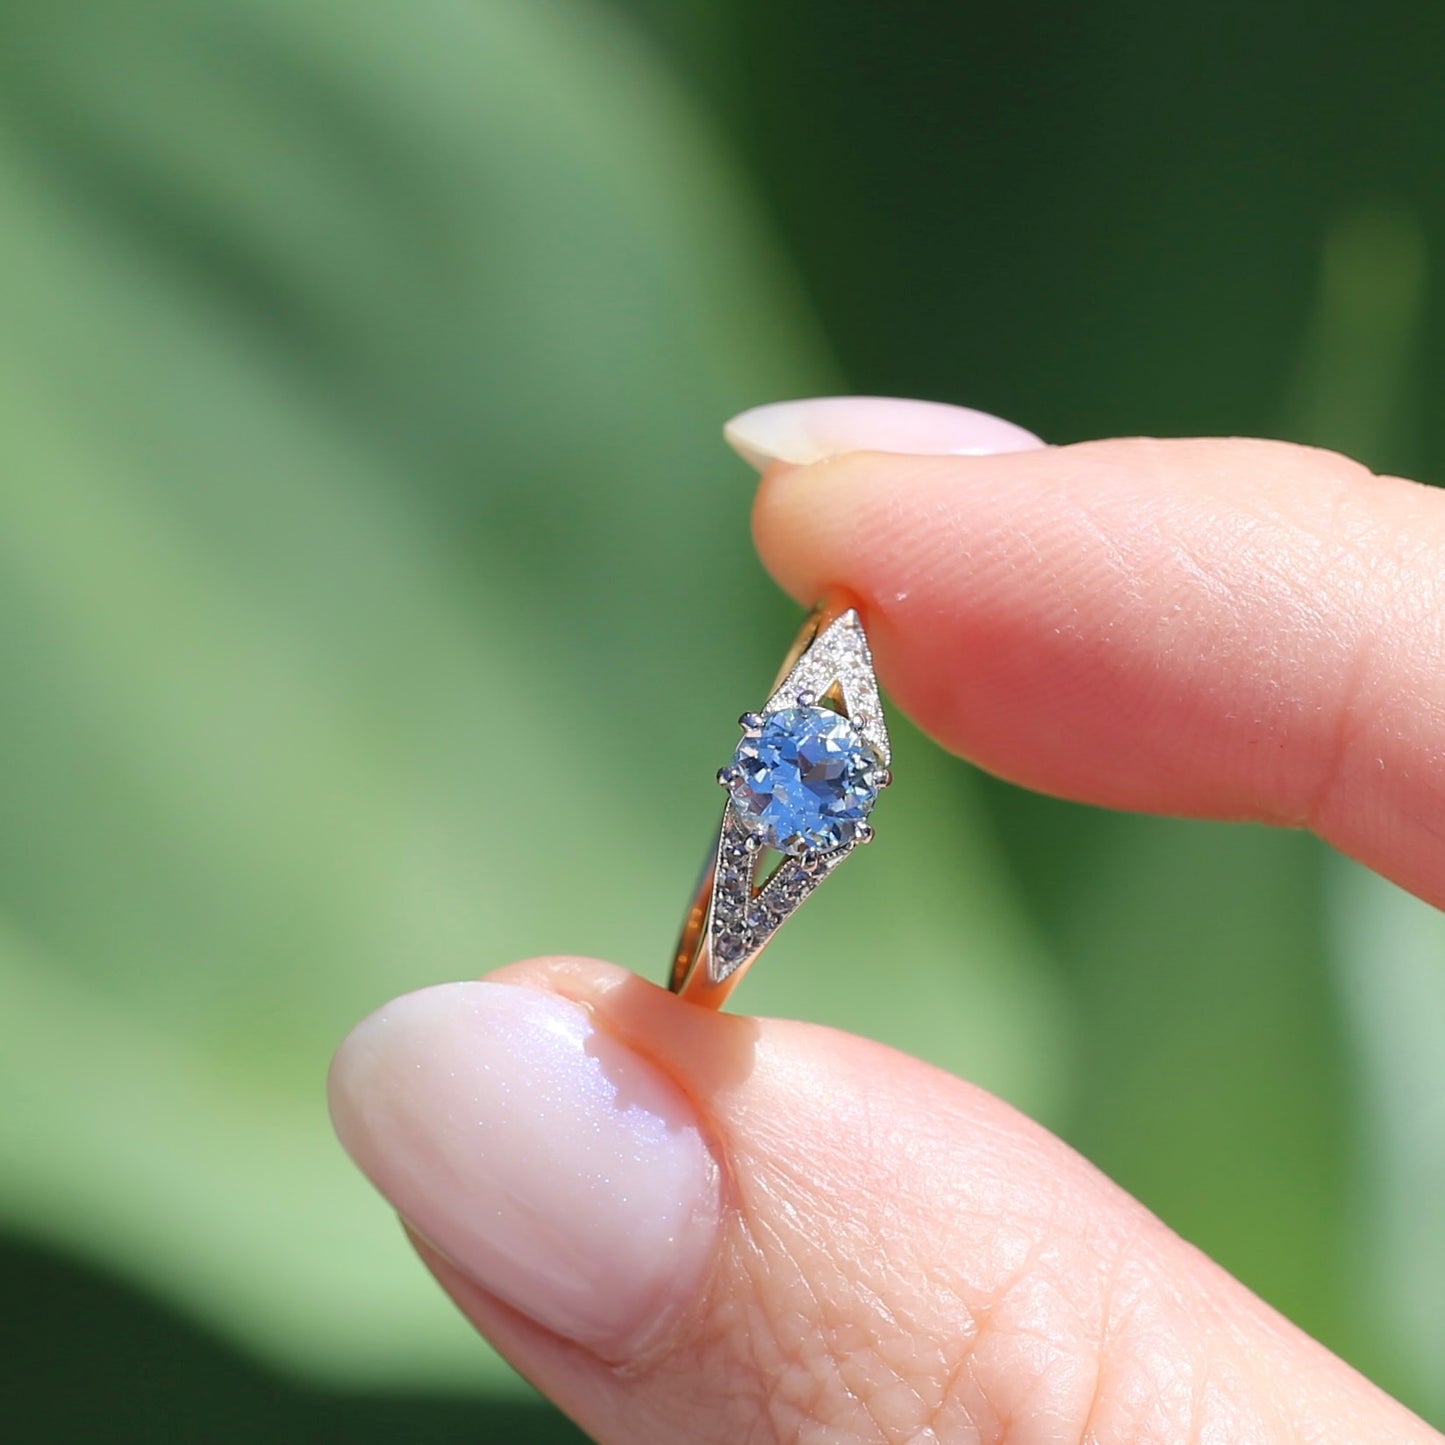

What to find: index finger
left=750, top=430, right=1445, bottom=908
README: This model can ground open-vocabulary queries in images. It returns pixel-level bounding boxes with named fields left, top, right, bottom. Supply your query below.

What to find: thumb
left=328, top=958, right=1435, bottom=1445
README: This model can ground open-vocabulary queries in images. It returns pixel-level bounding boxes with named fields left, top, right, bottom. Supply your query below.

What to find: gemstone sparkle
left=726, top=705, right=880, bottom=855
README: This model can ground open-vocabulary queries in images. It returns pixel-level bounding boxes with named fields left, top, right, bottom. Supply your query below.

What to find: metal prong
left=717, top=764, right=742, bottom=787
left=795, top=690, right=817, bottom=708
left=741, top=833, right=762, bottom=853
left=854, top=822, right=875, bottom=845
left=871, top=768, right=893, bottom=790
left=738, top=711, right=764, bottom=733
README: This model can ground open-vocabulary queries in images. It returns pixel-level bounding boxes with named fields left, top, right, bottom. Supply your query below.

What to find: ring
left=669, top=592, right=892, bottom=1008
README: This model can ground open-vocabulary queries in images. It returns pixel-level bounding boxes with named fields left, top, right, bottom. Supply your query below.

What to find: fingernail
left=328, top=981, right=720, bottom=1358
left=724, top=394, right=1044, bottom=471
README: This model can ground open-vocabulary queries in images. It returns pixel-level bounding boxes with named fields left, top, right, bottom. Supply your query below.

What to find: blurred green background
left=1, top=0, right=1442, bottom=1439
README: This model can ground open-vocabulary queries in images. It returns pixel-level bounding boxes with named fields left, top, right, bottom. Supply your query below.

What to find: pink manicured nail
left=724, top=395, right=1044, bottom=470
left=328, top=981, right=720, bottom=1358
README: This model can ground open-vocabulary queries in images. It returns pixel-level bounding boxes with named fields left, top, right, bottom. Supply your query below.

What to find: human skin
left=330, top=397, right=1445, bottom=1444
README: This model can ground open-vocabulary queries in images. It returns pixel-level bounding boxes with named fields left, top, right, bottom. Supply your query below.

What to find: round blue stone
left=727, top=706, right=880, bottom=855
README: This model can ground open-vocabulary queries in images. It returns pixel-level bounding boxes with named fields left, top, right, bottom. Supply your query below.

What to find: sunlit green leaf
left=0, top=0, right=1061, bottom=1387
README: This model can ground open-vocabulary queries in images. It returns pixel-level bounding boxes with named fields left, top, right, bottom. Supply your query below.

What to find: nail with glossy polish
left=725, top=394, right=1045, bottom=471
left=329, top=980, right=721, bottom=1359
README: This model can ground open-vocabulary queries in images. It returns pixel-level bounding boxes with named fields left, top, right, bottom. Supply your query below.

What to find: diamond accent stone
left=709, top=857, right=847, bottom=980
left=714, top=931, right=748, bottom=965
left=767, top=610, right=890, bottom=766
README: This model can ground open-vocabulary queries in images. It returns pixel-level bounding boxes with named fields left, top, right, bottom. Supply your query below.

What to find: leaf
left=0, top=0, right=1062, bottom=1386
left=1295, top=207, right=1440, bottom=1414
left=1327, top=858, right=1445, bottom=1417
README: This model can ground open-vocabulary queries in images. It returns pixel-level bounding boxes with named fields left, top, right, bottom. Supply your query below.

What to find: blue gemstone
left=727, top=706, right=880, bottom=854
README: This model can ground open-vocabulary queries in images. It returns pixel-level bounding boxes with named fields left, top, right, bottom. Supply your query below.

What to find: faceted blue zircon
left=727, top=706, right=880, bottom=855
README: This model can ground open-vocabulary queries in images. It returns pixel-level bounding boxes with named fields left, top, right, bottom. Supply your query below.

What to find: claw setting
left=723, top=706, right=881, bottom=854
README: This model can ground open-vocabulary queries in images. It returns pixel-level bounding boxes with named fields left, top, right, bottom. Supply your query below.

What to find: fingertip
left=743, top=395, right=1046, bottom=614
left=753, top=450, right=885, bottom=608
left=480, top=952, right=640, bottom=1000
left=752, top=436, right=1445, bottom=911
left=488, top=954, right=766, bottom=1101
left=327, top=968, right=722, bottom=1360
left=753, top=448, right=972, bottom=620
left=331, top=950, right=1432, bottom=1445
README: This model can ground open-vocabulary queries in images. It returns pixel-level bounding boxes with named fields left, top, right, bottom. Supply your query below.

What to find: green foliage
left=0, top=0, right=1438, bottom=1434
left=0, top=0, right=1062, bottom=1394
